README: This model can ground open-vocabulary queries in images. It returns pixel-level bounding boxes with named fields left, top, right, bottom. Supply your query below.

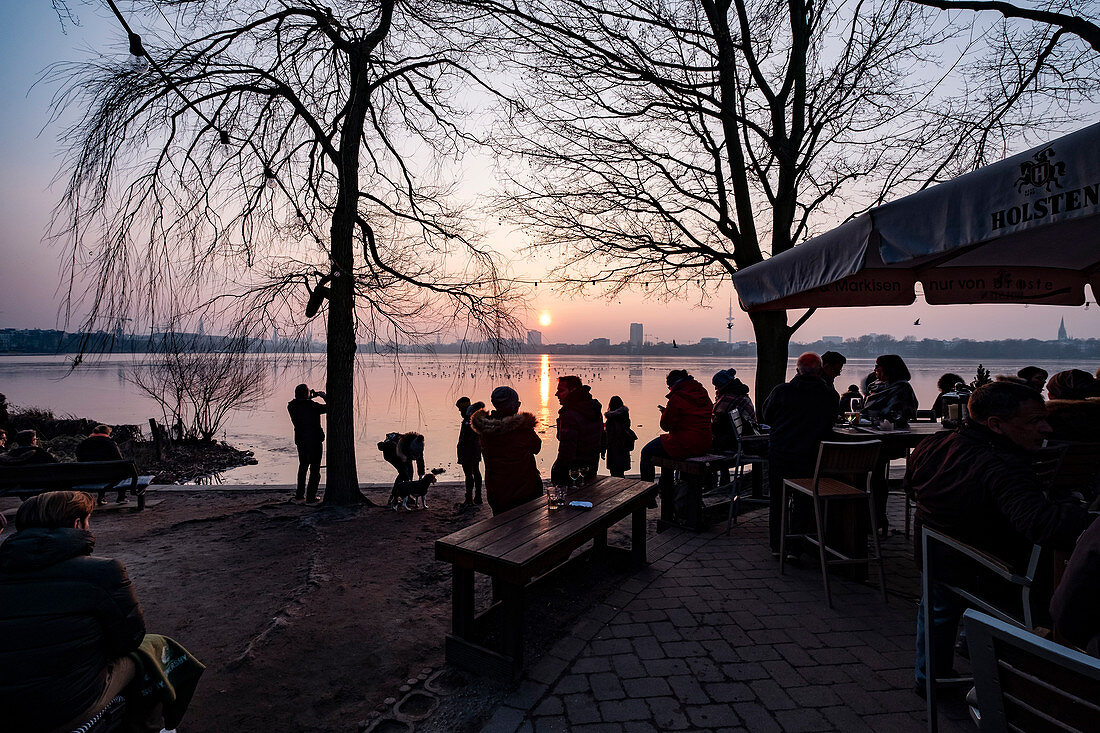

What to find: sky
left=0, top=3, right=1097, bottom=346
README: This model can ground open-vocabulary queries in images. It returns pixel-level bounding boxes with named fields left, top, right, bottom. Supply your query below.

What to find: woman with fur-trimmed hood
left=471, top=386, right=543, bottom=515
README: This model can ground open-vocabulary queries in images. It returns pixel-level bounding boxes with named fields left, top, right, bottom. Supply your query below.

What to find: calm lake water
left=0, top=354, right=1084, bottom=484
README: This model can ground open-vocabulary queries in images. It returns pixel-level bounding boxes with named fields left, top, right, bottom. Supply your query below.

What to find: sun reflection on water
left=539, top=354, right=551, bottom=430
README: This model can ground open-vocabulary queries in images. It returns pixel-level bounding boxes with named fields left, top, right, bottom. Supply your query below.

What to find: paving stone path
left=480, top=507, right=972, bottom=732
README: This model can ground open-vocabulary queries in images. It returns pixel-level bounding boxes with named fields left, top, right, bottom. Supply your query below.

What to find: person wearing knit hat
left=1047, top=369, right=1100, bottom=400
left=490, top=385, right=521, bottom=413
left=472, top=386, right=543, bottom=514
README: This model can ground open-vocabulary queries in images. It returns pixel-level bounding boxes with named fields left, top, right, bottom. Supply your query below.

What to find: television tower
left=726, top=298, right=735, bottom=344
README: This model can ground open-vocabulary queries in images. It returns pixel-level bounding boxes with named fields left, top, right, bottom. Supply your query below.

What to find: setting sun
left=538, top=311, right=552, bottom=327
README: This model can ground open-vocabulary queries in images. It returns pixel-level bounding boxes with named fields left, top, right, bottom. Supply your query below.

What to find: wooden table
left=434, top=476, right=657, bottom=679
left=832, top=421, right=946, bottom=449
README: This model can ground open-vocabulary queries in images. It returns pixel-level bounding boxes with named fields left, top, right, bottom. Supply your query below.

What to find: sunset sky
left=1, top=3, right=1097, bottom=345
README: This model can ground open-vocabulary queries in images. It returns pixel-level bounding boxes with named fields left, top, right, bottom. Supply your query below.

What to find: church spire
left=1058, top=317, right=1068, bottom=341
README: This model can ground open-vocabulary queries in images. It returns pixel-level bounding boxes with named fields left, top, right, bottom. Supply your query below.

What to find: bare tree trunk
left=751, top=311, right=791, bottom=407
left=324, top=266, right=362, bottom=504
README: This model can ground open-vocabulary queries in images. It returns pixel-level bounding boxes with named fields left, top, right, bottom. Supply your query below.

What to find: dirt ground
left=0, top=482, right=648, bottom=733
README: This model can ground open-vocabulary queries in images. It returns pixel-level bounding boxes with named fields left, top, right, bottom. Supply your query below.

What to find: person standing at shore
left=287, top=384, right=327, bottom=504
left=472, top=387, right=543, bottom=515
left=456, top=399, right=485, bottom=507
left=551, top=376, right=604, bottom=485
left=603, top=396, right=635, bottom=478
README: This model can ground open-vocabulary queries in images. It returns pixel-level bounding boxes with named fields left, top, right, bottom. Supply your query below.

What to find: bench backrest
left=0, top=461, right=138, bottom=488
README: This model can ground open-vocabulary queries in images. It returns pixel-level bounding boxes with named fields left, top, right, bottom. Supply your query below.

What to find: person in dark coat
left=76, top=425, right=128, bottom=503
left=378, top=432, right=426, bottom=483
left=457, top=400, right=485, bottom=507
left=551, top=376, right=604, bottom=485
left=0, top=429, right=58, bottom=466
left=839, top=384, right=862, bottom=414
left=287, top=384, right=328, bottom=504
left=0, top=491, right=153, bottom=733
left=471, top=386, right=543, bottom=515
left=1050, top=518, right=1100, bottom=657
left=905, top=381, right=1095, bottom=687
left=930, top=373, right=966, bottom=419
left=761, top=353, right=839, bottom=554
left=1017, top=366, right=1048, bottom=394
left=603, top=396, right=635, bottom=478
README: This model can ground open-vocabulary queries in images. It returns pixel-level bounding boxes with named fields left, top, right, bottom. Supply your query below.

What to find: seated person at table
left=0, top=491, right=160, bottom=732
left=550, top=375, right=604, bottom=485
left=1017, top=366, right=1048, bottom=394
left=905, top=381, right=1095, bottom=689
left=471, top=387, right=543, bottom=515
left=0, top=429, right=58, bottom=465
left=1050, top=518, right=1100, bottom=657
left=930, top=373, right=965, bottom=419
left=639, top=370, right=714, bottom=489
left=761, top=353, right=838, bottom=554
left=839, top=384, right=862, bottom=414
left=864, top=354, right=918, bottom=425
left=1046, top=369, right=1100, bottom=400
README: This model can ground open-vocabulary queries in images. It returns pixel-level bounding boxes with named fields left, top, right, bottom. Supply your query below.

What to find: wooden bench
left=0, top=461, right=153, bottom=511
left=434, top=476, right=657, bottom=679
left=651, top=451, right=766, bottom=532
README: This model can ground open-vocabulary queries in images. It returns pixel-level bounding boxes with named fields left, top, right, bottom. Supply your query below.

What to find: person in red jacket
left=639, top=370, right=714, bottom=487
left=471, top=386, right=544, bottom=515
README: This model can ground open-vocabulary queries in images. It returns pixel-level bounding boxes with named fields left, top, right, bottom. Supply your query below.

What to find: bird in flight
left=913, top=318, right=921, bottom=326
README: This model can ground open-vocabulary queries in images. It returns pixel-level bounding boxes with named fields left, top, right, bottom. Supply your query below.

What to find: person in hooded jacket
left=0, top=491, right=153, bottom=733
left=603, top=395, right=635, bottom=478
left=551, top=375, right=605, bottom=485
left=639, top=370, right=714, bottom=487
left=472, top=386, right=543, bottom=515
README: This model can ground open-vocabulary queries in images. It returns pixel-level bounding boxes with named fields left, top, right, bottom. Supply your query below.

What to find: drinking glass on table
left=568, top=467, right=583, bottom=491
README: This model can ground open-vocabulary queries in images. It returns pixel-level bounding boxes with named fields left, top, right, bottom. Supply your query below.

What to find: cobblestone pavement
left=480, top=505, right=972, bottom=733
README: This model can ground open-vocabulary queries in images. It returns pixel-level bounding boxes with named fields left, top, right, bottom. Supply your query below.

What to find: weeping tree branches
left=49, top=0, right=524, bottom=502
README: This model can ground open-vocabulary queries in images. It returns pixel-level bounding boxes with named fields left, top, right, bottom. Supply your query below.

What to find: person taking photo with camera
left=288, top=383, right=328, bottom=504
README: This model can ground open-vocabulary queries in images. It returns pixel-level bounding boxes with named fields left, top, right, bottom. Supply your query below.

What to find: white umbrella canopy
left=733, top=122, right=1100, bottom=311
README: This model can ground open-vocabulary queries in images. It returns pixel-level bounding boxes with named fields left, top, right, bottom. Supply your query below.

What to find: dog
left=388, top=468, right=445, bottom=510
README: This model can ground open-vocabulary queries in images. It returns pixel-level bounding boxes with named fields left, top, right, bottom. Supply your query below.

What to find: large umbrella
left=732, top=122, right=1100, bottom=311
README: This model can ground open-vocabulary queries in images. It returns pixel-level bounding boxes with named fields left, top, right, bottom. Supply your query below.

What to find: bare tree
left=484, top=0, right=1099, bottom=400
left=908, top=0, right=1100, bottom=52
left=50, top=0, right=523, bottom=503
left=129, top=333, right=268, bottom=442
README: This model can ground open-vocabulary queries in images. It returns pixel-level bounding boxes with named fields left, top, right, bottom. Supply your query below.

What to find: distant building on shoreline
left=629, top=322, right=643, bottom=348
left=527, top=330, right=542, bottom=346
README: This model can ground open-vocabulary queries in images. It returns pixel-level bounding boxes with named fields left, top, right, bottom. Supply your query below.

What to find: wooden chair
left=779, top=440, right=884, bottom=608
left=921, top=526, right=1045, bottom=733
left=963, top=609, right=1100, bottom=732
